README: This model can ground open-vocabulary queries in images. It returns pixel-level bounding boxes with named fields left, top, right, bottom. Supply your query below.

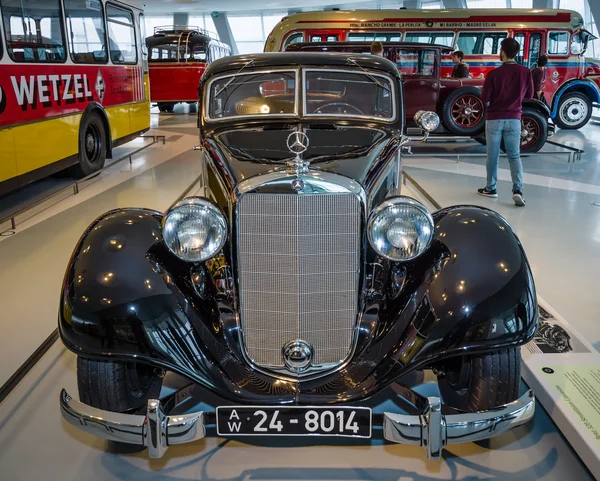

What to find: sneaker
left=512, top=190, right=526, bottom=207
left=477, top=187, right=498, bottom=198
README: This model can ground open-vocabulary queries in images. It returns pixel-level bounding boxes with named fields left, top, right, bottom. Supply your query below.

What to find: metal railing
left=0, top=135, right=166, bottom=234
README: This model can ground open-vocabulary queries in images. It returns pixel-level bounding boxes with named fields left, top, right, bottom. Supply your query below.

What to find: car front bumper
left=60, top=388, right=534, bottom=460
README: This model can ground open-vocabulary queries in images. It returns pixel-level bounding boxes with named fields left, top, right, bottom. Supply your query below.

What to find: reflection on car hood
left=209, top=126, right=396, bottom=185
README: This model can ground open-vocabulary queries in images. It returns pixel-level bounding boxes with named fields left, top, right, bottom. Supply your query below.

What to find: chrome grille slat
left=237, top=192, right=361, bottom=368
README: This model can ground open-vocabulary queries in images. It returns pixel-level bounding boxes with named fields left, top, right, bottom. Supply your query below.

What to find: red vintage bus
left=0, top=0, right=150, bottom=196
left=146, top=27, right=231, bottom=113
left=265, top=8, right=600, bottom=130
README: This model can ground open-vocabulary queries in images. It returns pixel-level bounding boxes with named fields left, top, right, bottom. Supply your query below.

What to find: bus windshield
left=149, top=40, right=207, bottom=62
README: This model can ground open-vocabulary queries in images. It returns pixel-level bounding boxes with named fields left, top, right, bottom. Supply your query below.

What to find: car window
left=207, top=71, right=297, bottom=120
left=457, top=32, right=507, bottom=55
left=395, top=49, right=436, bottom=77
left=404, top=31, right=455, bottom=47
left=304, top=70, right=394, bottom=120
left=347, top=32, right=401, bottom=42
left=283, top=32, right=303, bottom=48
left=548, top=31, right=569, bottom=56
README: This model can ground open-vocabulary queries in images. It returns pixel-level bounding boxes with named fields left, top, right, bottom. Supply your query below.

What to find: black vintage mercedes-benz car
left=59, top=53, right=537, bottom=459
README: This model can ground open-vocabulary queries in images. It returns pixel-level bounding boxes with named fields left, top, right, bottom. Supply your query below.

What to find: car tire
left=520, top=107, right=548, bottom=153
left=158, top=102, right=175, bottom=113
left=75, top=111, right=107, bottom=178
left=442, top=87, right=486, bottom=136
left=553, top=92, right=592, bottom=130
left=436, top=348, right=520, bottom=412
left=473, top=108, right=547, bottom=154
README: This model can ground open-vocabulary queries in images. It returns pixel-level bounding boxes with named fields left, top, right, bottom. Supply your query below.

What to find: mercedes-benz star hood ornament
left=286, top=130, right=310, bottom=191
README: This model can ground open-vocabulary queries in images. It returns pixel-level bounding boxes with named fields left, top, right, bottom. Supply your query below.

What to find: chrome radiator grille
left=237, top=192, right=361, bottom=368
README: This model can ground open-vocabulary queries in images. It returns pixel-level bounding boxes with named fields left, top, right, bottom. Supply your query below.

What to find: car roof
left=202, top=52, right=401, bottom=83
left=287, top=41, right=454, bottom=53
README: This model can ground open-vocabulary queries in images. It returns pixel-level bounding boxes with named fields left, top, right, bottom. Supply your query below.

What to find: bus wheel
left=443, top=87, right=486, bottom=136
left=76, top=111, right=107, bottom=178
left=520, top=107, right=547, bottom=153
left=158, top=102, right=175, bottom=113
left=554, top=92, right=592, bottom=130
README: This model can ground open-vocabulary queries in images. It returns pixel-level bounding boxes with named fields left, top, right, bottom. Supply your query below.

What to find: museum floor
left=0, top=107, right=598, bottom=480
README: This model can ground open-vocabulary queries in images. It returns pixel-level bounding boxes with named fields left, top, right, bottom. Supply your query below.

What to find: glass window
left=64, top=0, right=107, bottom=63
left=514, top=33, right=525, bottom=65
left=404, top=31, right=455, bottom=47
left=283, top=32, right=303, bottom=48
left=548, top=31, right=569, bottom=55
left=1, top=0, right=66, bottom=62
left=208, top=71, right=296, bottom=120
left=139, top=13, right=146, bottom=56
left=304, top=70, right=394, bottom=120
left=529, top=33, right=542, bottom=67
left=144, top=15, right=172, bottom=37
left=395, top=49, right=436, bottom=77
left=311, top=35, right=322, bottom=42
left=189, top=14, right=218, bottom=38
left=457, top=32, right=507, bottom=55
left=347, top=32, right=401, bottom=42
left=106, top=4, right=136, bottom=64
left=192, top=44, right=206, bottom=61
left=149, top=41, right=183, bottom=61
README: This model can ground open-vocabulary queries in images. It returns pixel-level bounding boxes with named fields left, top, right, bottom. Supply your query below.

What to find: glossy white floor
left=0, top=110, right=597, bottom=480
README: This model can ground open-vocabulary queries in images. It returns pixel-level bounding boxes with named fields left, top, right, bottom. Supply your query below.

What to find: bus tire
left=158, top=102, right=175, bottom=113
left=76, top=111, right=107, bottom=178
left=553, top=92, right=592, bottom=130
left=442, top=87, right=486, bottom=136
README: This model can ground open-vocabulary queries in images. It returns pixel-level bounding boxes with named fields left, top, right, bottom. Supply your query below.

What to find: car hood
left=206, top=126, right=398, bottom=187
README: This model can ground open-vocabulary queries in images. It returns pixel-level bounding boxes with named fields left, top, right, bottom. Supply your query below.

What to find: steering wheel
left=314, top=102, right=364, bottom=115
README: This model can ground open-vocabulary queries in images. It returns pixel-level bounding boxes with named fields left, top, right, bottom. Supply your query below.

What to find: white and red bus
left=146, top=26, right=230, bottom=113
left=265, top=8, right=600, bottom=130
left=0, top=0, right=150, bottom=196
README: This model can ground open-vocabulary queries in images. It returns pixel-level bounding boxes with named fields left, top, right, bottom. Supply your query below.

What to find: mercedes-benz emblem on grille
left=282, top=340, right=314, bottom=372
left=287, top=131, right=309, bottom=155
left=291, top=178, right=304, bottom=191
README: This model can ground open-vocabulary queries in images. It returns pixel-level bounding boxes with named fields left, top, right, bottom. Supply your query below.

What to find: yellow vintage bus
left=0, top=0, right=150, bottom=196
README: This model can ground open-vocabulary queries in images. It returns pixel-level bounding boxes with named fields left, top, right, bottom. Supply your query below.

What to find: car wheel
left=158, top=102, right=175, bottom=113
left=473, top=109, right=547, bottom=154
left=75, top=111, right=106, bottom=178
left=520, top=107, right=548, bottom=153
left=553, top=92, right=592, bottom=130
left=436, top=348, right=520, bottom=412
left=77, top=357, right=163, bottom=411
left=77, top=358, right=163, bottom=451
left=442, top=87, right=486, bottom=136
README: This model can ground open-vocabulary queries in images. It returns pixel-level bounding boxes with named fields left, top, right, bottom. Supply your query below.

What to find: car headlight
left=368, top=197, right=434, bottom=261
left=162, top=197, right=227, bottom=262
left=414, top=110, right=440, bottom=132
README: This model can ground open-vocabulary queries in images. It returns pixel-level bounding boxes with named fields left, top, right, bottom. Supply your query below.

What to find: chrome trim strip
left=302, top=68, right=397, bottom=122
left=60, top=389, right=206, bottom=459
left=204, top=69, right=300, bottom=122
left=383, top=390, right=536, bottom=460
left=60, top=388, right=535, bottom=459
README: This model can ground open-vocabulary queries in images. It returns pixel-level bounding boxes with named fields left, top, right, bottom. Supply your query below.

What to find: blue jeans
left=485, top=119, right=524, bottom=193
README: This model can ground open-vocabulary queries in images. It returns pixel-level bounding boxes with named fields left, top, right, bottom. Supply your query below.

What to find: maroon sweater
left=481, top=62, right=534, bottom=120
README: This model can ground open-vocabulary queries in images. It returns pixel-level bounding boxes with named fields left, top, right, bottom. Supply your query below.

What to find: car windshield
left=206, top=68, right=395, bottom=121
left=149, top=40, right=207, bottom=62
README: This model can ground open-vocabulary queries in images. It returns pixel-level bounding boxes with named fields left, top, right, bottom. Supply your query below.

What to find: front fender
left=409, top=205, right=538, bottom=367
left=550, top=79, right=600, bottom=117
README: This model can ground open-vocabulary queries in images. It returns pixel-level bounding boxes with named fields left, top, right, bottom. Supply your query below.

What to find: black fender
left=523, top=98, right=550, bottom=118
left=407, top=205, right=538, bottom=368
left=58, top=208, right=297, bottom=403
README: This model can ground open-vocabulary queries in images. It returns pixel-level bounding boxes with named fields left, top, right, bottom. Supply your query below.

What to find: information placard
left=522, top=300, right=600, bottom=478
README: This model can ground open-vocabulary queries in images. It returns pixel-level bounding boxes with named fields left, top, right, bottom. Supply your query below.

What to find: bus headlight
left=162, top=198, right=227, bottom=262
left=368, top=197, right=434, bottom=261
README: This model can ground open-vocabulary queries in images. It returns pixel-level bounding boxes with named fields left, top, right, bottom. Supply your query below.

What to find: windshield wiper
left=346, top=57, right=391, bottom=94
left=215, top=59, right=255, bottom=98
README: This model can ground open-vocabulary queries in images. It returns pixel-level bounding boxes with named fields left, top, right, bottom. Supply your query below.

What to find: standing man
left=478, top=37, right=533, bottom=207
left=451, top=50, right=469, bottom=78
left=531, top=55, right=549, bottom=104
left=370, top=41, right=384, bottom=57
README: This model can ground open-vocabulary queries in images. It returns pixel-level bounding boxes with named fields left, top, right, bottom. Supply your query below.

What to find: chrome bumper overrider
left=60, top=389, right=534, bottom=459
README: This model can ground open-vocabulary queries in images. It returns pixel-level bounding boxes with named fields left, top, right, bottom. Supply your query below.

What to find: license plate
left=216, top=406, right=372, bottom=438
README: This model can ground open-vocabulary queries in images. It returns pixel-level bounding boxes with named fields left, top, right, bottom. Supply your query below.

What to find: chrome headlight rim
left=367, top=196, right=434, bottom=262
left=414, top=110, right=440, bottom=132
left=162, top=196, right=228, bottom=262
